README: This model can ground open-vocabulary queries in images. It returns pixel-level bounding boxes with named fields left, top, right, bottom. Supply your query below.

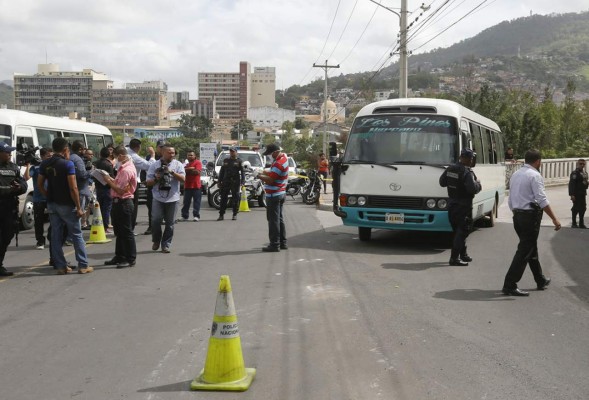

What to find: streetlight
left=369, top=0, right=408, bottom=98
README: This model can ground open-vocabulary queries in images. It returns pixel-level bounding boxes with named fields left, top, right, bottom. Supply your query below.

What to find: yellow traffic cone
left=238, top=185, right=250, bottom=212
left=86, top=201, right=111, bottom=244
left=191, top=275, right=256, bottom=391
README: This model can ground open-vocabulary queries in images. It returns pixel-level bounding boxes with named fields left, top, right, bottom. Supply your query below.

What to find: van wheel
left=20, top=194, right=35, bottom=230
left=358, top=227, right=371, bottom=241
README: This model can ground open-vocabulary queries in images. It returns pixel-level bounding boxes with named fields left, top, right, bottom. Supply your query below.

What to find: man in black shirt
left=217, top=147, right=245, bottom=221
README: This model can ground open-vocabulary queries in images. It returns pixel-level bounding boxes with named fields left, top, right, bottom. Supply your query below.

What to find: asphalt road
left=1, top=186, right=588, bottom=400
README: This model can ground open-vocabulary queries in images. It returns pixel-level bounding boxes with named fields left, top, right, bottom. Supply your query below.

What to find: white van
left=0, top=109, right=114, bottom=230
left=214, top=150, right=264, bottom=176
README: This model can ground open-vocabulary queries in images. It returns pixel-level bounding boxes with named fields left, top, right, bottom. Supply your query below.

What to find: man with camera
left=146, top=144, right=185, bottom=253
left=0, top=142, right=28, bottom=277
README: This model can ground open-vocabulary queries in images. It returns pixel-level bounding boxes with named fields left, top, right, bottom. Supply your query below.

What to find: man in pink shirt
left=102, top=146, right=138, bottom=268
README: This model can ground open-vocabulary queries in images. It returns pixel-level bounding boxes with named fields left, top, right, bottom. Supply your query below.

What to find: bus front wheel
left=358, top=227, right=372, bottom=241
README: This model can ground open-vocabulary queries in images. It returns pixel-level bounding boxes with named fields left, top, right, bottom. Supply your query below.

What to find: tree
left=230, top=119, right=254, bottom=140
left=294, top=117, right=308, bottom=130
left=177, top=114, right=213, bottom=139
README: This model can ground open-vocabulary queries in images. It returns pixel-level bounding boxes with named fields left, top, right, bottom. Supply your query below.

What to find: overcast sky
left=1, top=0, right=587, bottom=97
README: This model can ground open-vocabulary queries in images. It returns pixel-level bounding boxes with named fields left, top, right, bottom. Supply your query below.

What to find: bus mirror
left=329, top=141, right=337, bottom=157
left=471, top=153, right=477, bottom=168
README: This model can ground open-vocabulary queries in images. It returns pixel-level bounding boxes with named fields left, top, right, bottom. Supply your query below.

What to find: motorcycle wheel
left=303, top=188, right=319, bottom=205
left=210, top=189, right=225, bottom=210
left=258, top=193, right=267, bottom=208
left=287, top=184, right=301, bottom=197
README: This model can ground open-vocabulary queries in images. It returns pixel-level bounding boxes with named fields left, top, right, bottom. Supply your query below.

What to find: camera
left=16, top=143, right=41, bottom=166
left=157, top=161, right=172, bottom=191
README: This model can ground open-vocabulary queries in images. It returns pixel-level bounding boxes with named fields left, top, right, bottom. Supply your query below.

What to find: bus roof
left=0, top=109, right=111, bottom=136
left=355, top=98, right=501, bottom=132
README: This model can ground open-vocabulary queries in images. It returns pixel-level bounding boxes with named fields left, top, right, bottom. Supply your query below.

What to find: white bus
left=0, top=109, right=114, bottom=230
left=332, top=98, right=505, bottom=241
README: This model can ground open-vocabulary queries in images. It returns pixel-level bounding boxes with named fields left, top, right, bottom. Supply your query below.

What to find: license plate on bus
left=385, top=213, right=404, bottom=224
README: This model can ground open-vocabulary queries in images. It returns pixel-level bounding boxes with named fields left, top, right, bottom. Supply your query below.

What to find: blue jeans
left=47, top=202, right=89, bottom=270
left=151, top=200, right=178, bottom=249
left=266, top=194, right=286, bottom=248
left=181, top=188, right=202, bottom=219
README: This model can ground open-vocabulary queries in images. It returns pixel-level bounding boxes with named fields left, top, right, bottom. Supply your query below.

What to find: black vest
left=445, top=163, right=472, bottom=199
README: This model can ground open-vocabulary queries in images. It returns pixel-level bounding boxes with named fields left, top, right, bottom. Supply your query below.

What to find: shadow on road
left=179, top=249, right=263, bottom=258
left=382, top=262, right=464, bottom=271
left=551, top=228, right=589, bottom=307
left=434, top=289, right=515, bottom=301
left=137, top=380, right=192, bottom=393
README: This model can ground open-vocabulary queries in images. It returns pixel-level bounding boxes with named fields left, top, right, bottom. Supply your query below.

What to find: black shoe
left=580, top=225, right=587, bottom=229
left=0, top=266, right=14, bottom=277
left=537, top=278, right=551, bottom=290
left=460, top=254, right=473, bottom=262
left=116, top=261, right=135, bottom=269
left=502, top=288, right=529, bottom=296
left=232, top=215, right=237, bottom=221
left=262, top=246, right=280, bottom=252
left=280, top=243, right=288, bottom=250
left=144, top=228, right=152, bottom=235
left=449, top=258, right=468, bottom=266
left=572, top=223, right=578, bottom=228
left=217, top=215, right=224, bottom=221
left=104, top=258, right=122, bottom=266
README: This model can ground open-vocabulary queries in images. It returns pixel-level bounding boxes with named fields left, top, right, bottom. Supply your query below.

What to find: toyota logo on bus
left=389, top=183, right=402, bottom=191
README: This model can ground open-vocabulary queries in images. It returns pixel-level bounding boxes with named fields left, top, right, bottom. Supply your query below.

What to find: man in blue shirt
left=502, top=149, right=561, bottom=296
left=146, top=144, right=185, bottom=253
left=38, top=138, right=93, bottom=275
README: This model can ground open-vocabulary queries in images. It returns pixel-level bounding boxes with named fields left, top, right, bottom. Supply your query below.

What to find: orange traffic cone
left=191, top=275, right=256, bottom=391
left=86, top=201, right=111, bottom=244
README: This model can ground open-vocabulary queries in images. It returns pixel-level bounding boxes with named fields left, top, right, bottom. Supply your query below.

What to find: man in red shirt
left=181, top=150, right=202, bottom=221
left=258, top=143, right=289, bottom=252
left=102, top=146, right=138, bottom=268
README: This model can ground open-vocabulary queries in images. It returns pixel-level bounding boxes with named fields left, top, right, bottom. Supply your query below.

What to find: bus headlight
left=357, top=196, right=367, bottom=206
left=348, top=196, right=357, bottom=206
left=437, top=199, right=448, bottom=209
left=426, top=199, right=436, bottom=209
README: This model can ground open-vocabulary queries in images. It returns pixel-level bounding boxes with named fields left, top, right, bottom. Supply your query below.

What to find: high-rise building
left=250, top=67, right=276, bottom=108
left=198, top=61, right=276, bottom=120
left=125, top=80, right=168, bottom=90
left=13, top=64, right=111, bottom=120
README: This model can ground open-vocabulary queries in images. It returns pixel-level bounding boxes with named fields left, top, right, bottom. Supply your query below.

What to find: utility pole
left=313, top=60, right=340, bottom=154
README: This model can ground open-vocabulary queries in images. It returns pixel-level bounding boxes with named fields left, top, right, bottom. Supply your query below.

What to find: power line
left=326, top=0, right=360, bottom=61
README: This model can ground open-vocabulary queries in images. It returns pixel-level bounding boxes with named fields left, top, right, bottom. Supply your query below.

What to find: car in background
left=215, top=150, right=264, bottom=175
left=200, top=168, right=212, bottom=194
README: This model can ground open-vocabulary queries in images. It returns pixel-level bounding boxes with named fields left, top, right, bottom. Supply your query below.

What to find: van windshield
left=216, top=152, right=263, bottom=167
left=344, top=115, right=458, bottom=165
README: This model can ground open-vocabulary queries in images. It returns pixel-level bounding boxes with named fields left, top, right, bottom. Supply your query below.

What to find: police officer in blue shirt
left=439, top=148, right=482, bottom=266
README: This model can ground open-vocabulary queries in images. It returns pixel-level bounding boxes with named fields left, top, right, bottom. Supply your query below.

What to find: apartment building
left=91, top=88, right=167, bottom=129
left=198, top=61, right=276, bottom=120
left=13, top=64, right=111, bottom=120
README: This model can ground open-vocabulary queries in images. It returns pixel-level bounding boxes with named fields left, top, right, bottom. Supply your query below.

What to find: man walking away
left=502, top=149, right=561, bottom=296
left=0, top=142, right=28, bottom=277
left=38, top=138, right=93, bottom=275
left=569, top=158, right=588, bottom=228
left=181, top=150, right=202, bottom=221
left=439, top=148, right=481, bottom=266
left=258, top=143, right=289, bottom=252
left=146, top=145, right=185, bottom=253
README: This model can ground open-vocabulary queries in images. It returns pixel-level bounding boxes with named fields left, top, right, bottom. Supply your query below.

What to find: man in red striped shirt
left=258, top=143, right=289, bottom=252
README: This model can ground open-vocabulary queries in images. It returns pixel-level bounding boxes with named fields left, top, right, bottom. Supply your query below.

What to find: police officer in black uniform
left=569, top=158, right=588, bottom=228
left=0, top=142, right=28, bottom=277
left=439, top=148, right=482, bottom=266
left=217, top=147, right=245, bottom=221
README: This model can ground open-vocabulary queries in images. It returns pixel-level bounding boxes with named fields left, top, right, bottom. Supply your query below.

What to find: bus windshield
left=344, top=115, right=458, bottom=165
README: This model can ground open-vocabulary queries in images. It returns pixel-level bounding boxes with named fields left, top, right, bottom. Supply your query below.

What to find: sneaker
left=0, top=266, right=14, bottom=277
left=56, top=266, right=73, bottom=275
left=193, top=217, right=200, bottom=222
left=78, top=266, right=94, bottom=274
left=161, top=247, right=170, bottom=253
left=179, top=217, right=189, bottom=222
left=36, top=242, right=44, bottom=250
left=105, top=228, right=113, bottom=234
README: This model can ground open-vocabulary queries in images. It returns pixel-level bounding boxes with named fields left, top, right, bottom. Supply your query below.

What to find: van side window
left=37, top=129, right=60, bottom=148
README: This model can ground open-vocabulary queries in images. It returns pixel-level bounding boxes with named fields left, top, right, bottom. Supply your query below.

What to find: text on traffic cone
left=191, top=275, right=255, bottom=391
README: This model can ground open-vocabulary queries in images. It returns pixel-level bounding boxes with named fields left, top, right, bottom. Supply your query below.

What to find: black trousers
left=571, top=194, right=587, bottom=214
left=219, top=181, right=240, bottom=216
left=0, top=209, right=16, bottom=266
left=503, top=211, right=546, bottom=289
left=448, top=202, right=470, bottom=258
left=33, top=201, right=47, bottom=245
left=132, top=188, right=140, bottom=229
left=112, top=198, right=136, bottom=263
left=146, top=187, right=153, bottom=229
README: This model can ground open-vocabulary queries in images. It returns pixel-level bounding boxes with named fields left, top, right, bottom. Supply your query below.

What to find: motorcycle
left=301, top=169, right=323, bottom=205
left=207, top=163, right=266, bottom=209
left=286, top=170, right=308, bottom=198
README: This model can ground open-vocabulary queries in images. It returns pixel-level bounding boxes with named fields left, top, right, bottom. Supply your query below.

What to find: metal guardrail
left=506, top=157, right=587, bottom=188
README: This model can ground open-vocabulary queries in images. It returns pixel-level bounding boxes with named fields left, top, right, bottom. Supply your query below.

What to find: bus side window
left=482, top=128, right=494, bottom=164
left=469, top=123, right=485, bottom=163
left=36, top=129, right=60, bottom=148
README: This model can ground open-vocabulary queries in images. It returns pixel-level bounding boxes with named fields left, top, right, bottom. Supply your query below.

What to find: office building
left=250, top=67, right=276, bottom=108
left=91, top=88, right=167, bottom=129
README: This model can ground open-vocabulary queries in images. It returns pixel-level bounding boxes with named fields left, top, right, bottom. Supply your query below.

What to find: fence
left=506, top=158, right=586, bottom=188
